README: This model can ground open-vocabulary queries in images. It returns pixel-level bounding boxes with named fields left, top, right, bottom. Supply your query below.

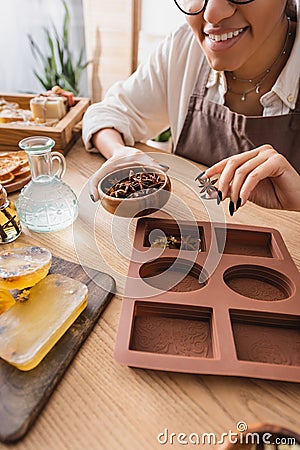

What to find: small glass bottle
left=0, top=184, right=21, bottom=243
left=16, top=136, right=78, bottom=232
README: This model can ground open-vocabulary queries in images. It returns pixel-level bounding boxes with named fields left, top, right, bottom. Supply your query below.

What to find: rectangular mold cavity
left=230, top=310, right=300, bottom=366
left=129, top=302, right=213, bottom=357
left=143, top=221, right=205, bottom=251
left=215, top=228, right=280, bottom=258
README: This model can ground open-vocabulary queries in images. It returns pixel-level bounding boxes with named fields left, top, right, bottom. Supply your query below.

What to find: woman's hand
left=204, top=145, right=300, bottom=213
left=89, top=146, right=168, bottom=202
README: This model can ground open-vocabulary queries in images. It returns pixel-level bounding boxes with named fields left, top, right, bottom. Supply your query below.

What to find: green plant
left=152, top=127, right=172, bottom=142
left=28, top=0, right=89, bottom=95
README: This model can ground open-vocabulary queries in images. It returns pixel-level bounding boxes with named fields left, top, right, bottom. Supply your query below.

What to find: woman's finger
left=89, top=174, right=101, bottom=202
left=205, top=146, right=278, bottom=202
left=217, top=152, right=263, bottom=200
left=205, top=149, right=261, bottom=199
left=239, top=153, right=287, bottom=205
left=205, top=148, right=260, bottom=180
left=228, top=153, right=269, bottom=206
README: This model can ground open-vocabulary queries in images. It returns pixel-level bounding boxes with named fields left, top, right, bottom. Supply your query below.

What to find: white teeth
left=208, top=28, right=244, bottom=41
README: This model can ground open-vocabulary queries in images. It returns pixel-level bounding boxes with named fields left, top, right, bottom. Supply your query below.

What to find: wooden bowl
left=98, top=166, right=171, bottom=217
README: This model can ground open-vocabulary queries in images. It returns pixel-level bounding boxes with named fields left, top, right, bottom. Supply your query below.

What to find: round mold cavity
left=223, top=265, right=293, bottom=301
left=139, top=257, right=208, bottom=292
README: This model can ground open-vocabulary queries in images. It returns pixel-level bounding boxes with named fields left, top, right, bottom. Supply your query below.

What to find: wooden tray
left=4, top=172, right=31, bottom=193
left=0, top=256, right=115, bottom=444
left=0, top=93, right=90, bottom=154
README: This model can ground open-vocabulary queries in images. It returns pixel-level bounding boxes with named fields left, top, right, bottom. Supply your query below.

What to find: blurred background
left=1, top=0, right=184, bottom=100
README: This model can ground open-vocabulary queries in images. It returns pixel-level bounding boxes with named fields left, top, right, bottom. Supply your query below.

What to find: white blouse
left=82, top=0, right=300, bottom=151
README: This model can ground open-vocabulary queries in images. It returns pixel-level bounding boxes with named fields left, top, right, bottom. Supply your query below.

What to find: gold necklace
left=226, top=17, right=292, bottom=102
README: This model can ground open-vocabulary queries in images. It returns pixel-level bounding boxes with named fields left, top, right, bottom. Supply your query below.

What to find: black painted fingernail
left=90, top=194, right=95, bottom=203
left=229, top=201, right=235, bottom=216
left=236, top=197, right=242, bottom=211
left=217, top=190, right=222, bottom=205
left=195, top=171, right=206, bottom=182
left=159, top=163, right=169, bottom=170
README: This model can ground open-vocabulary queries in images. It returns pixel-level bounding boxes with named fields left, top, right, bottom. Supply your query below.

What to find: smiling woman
left=82, top=0, right=300, bottom=214
left=186, top=0, right=292, bottom=108
left=174, top=0, right=255, bottom=15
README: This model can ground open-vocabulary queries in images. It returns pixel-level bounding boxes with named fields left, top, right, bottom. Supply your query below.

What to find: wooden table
left=2, top=139, right=300, bottom=450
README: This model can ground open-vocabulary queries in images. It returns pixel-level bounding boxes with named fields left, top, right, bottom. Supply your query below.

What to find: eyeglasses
left=174, top=0, right=255, bottom=16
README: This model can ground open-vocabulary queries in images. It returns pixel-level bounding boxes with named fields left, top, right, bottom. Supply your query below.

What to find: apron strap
left=192, top=57, right=211, bottom=99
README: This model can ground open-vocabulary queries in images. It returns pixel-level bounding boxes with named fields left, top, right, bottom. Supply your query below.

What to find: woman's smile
left=204, top=26, right=248, bottom=51
left=186, top=0, right=289, bottom=74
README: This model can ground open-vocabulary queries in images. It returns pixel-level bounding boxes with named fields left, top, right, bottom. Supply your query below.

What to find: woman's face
left=186, top=0, right=288, bottom=74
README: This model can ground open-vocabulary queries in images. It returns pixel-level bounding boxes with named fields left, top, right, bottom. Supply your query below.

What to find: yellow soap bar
left=0, top=274, right=88, bottom=371
left=0, top=289, right=15, bottom=314
left=30, top=96, right=66, bottom=121
left=0, top=246, right=52, bottom=290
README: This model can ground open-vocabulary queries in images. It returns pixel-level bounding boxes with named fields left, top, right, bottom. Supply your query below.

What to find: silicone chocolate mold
left=140, top=258, right=208, bottom=292
left=115, top=218, right=300, bottom=382
left=130, top=302, right=213, bottom=357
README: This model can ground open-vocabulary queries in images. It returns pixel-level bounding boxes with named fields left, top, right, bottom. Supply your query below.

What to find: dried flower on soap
left=16, top=289, right=31, bottom=303
left=180, top=235, right=202, bottom=251
left=151, top=234, right=201, bottom=251
left=151, top=235, right=178, bottom=249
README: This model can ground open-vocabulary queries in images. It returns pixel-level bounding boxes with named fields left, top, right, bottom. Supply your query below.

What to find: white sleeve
left=82, top=34, right=172, bottom=151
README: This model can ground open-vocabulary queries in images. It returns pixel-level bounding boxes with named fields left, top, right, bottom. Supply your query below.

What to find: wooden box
left=0, top=93, right=90, bottom=154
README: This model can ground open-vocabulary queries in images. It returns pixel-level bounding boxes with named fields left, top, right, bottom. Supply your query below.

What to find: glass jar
left=16, top=136, right=78, bottom=232
left=0, top=184, right=21, bottom=243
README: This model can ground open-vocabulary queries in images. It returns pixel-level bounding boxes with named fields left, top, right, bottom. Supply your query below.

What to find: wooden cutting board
left=0, top=256, right=115, bottom=444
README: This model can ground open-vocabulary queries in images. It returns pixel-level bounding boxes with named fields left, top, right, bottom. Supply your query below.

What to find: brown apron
left=175, top=59, right=300, bottom=173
